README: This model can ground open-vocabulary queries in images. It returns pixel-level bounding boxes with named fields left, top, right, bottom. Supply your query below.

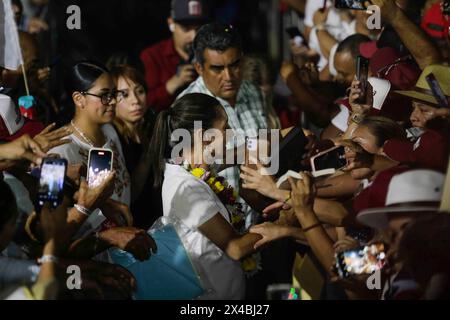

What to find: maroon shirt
left=140, top=38, right=182, bottom=112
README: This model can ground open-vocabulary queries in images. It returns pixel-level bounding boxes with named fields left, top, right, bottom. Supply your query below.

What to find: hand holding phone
left=355, top=56, right=370, bottom=104
left=310, top=145, right=347, bottom=176
left=335, top=243, right=387, bottom=278
left=37, top=157, right=68, bottom=210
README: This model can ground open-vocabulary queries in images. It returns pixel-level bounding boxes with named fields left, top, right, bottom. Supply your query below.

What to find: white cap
left=368, top=77, right=391, bottom=111
left=357, top=170, right=444, bottom=230
left=386, top=170, right=444, bottom=205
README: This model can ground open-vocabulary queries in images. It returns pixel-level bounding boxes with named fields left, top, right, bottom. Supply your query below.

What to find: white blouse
left=162, top=163, right=245, bottom=300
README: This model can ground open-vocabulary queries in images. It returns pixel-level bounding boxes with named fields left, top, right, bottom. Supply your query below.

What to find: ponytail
left=149, top=93, right=226, bottom=188
left=149, top=109, right=171, bottom=188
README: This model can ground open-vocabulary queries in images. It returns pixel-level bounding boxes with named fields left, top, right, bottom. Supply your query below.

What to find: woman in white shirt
left=149, top=93, right=262, bottom=299
left=49, top=61, right=131, bottom=207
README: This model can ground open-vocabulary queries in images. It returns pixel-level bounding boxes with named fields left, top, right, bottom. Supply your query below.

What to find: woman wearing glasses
left=110, top=65, right=162, bottom=230
left=49, top=61, right=131, bottom=208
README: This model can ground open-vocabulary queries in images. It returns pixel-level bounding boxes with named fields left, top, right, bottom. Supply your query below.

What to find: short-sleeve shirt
left=162, top=163, right=245, bottom=300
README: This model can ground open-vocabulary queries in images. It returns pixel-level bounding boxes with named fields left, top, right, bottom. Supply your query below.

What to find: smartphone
left=276, top=127, right=309, bottom=178
left=87, top=148, right=113, bottom=189
left=285, top=27, right=308, bottom=48
left=335, top=243, right=387, bottom=278
left=334, top=0, right=368, bottom=10
left=355, top=55, right=370, bottom=104
left=310, top=145, right=347, bottom=172
left=37, top=158, right=68, bottom=209
left=245, top=136, right=259, bottom=167
left=425, top=73, right=449, bottom=108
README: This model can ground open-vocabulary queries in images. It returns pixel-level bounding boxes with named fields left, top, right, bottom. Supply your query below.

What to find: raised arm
left=371, top=0, right=443, bottom=69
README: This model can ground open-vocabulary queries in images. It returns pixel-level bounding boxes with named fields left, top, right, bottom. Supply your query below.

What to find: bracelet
left=302, top=222, right=322, bottom=233
left=37, top=255, right=59, bottom=265
left=74, top=204, right=92, bottom=216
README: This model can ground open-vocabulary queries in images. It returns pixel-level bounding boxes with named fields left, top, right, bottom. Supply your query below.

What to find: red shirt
left=140, top=38, right=182, bottom=112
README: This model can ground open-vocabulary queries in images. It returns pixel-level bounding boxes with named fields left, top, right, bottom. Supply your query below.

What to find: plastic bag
left=109, top=216, right=205, bottom=300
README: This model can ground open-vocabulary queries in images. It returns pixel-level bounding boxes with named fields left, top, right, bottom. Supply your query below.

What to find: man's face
left=195, top=47, right=243, bottom=104
left=410, top=100, right=437, bottom=129
left=169, top=18, right=198, bottom=58
left=334, top=51, right=356, bottom=87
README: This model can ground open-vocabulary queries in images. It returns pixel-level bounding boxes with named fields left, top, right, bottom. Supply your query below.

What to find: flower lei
left=187, top=164, right=261, bottom=277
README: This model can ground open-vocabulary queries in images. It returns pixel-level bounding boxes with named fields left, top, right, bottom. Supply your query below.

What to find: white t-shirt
left=49, top=123, right=131, bottom=206
left=162, top=163, right=245, bottom=300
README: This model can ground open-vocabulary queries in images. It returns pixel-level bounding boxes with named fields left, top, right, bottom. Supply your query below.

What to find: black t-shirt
left=114, top=113, right=162, bottom=230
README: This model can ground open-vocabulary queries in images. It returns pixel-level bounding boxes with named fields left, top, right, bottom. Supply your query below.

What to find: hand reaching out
left=33, top=123, right=72, bottom=153
left=288, top=172, right=316, bottom=212
left=0, top=134, right=46, bottom=167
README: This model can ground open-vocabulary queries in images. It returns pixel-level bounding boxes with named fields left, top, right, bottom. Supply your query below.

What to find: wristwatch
left=350, top=113, right=365, bottom=125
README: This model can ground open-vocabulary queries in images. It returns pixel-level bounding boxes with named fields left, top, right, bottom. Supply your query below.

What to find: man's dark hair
left=336, top=34, right=371, bottom=58
left=193, top=23, right=242, bottom=65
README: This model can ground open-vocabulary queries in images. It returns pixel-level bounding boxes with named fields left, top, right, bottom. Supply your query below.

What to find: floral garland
left=187, top=165, right=262, bottom=277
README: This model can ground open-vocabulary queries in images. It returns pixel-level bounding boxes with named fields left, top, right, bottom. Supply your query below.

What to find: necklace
left=71, top=120, right=96, bottom=147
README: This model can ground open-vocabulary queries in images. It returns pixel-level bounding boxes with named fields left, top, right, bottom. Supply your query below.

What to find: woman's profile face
left=352, top=125, right=380, bottom=154
left=115, top=76, right=148, bottom=125
left=80, top=73, right=116, bottom=124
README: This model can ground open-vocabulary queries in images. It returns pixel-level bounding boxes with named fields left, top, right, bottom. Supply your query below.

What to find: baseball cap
left=369, top=47, right=421, bottom=90
left=171, top=0, right=211, bottom=25
left=357, top=169, right=445, bottom=230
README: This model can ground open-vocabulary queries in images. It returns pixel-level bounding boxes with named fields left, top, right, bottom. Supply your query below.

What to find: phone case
left=87, top=148, right=114, bottom=186
left=310, top=145, right=346, bottom=173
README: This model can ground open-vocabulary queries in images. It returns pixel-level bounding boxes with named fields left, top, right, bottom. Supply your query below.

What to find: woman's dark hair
left=0, top=180, right=18, bottom=232
left=65, top=60, right=109, bottom=95
left=193, top=23, right=242, bottom=65
left=149, top=93, right=225, bottom=188
left=359, top=116, right=406, bottom=147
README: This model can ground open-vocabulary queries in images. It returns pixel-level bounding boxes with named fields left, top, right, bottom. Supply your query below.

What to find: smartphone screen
left=312, top=146, right=347, bottom=172
left=425, top=73, right=449, bottom=108
left=335, top=243, right=387, bottom=278
left=87, top=149, right=113, bottom=188
left=37, top=158, right=67, bottom=208
left=334, top=0, right=368, bottom=10
left=356, top=55, right=370, bottom=104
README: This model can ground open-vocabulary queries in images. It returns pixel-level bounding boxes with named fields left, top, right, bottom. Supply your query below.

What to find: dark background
left=49, top=0, right=270, bottom=66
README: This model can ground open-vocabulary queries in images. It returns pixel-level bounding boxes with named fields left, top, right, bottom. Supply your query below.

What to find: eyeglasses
left=81, top=91, right=116, bottom=106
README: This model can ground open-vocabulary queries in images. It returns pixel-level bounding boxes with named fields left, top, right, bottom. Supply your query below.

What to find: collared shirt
left=140, top=38, right=182, bottom=112
left=178, top=77, right=268, bottom=194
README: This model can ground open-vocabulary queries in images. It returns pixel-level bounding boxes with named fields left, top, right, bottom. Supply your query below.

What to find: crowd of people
left=1, top=0, right=450, bottom=300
